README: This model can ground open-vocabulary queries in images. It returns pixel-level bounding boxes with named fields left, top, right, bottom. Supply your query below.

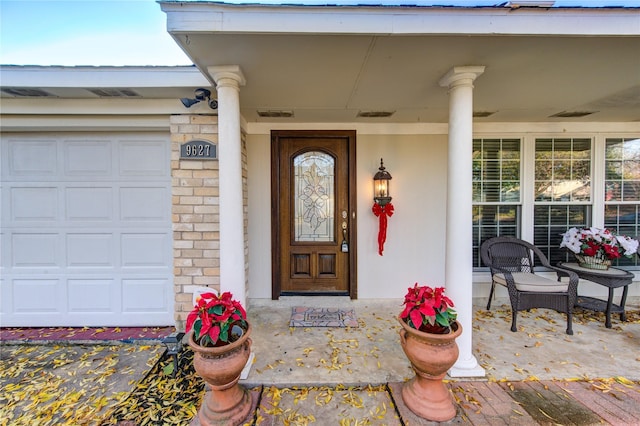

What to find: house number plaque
left=180, top=140, right=217, bottom=160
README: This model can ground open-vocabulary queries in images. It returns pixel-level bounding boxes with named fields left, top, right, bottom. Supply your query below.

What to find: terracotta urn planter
left=398, top=317, right=462, bottom=422
left=188, top=323, right=252, bottom=426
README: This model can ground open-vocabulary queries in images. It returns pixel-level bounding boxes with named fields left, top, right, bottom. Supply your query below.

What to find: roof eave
left=159, top=1, right=640, bottom=37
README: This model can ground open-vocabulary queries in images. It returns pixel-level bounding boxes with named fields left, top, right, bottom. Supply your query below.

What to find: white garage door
left=0, top=133, right=174, bottom=327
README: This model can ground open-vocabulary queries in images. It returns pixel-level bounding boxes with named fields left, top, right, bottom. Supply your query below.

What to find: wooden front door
left=271, top=130, right=357, bottom=298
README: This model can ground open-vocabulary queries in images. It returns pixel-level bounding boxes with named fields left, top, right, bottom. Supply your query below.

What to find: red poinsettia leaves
left=207, top=324, right=220, bottom=344
left=400, top=283, right=457, bottom=330
left=418, top=303, right=436, bottom=322
left=185, top=310, right=199, bottom=333
left=186, top=290, right=248, bottom=346
left=409, top=309, right=424, bottom=329
left=200, top=292, right=217, bottom=300
left=442, top=295, right=454, bottom=308
left=234, top=301, right=247, bottom=319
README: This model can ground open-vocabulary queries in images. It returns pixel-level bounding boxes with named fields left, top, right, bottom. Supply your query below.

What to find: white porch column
left=439, top=66, right=486, bottom=378
left=209, top=65, right=247, bottom=307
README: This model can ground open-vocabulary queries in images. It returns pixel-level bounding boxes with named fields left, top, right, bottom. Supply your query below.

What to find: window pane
left=606, top=161, right=623, bottom=180
left=501, top=160, right=519, bottom=180
left=475, top=136, right=523, bottom=204
left=605, top=138, right=640, bottom=203
left=568, top=205, right=588, bottom=224
left=473, top=139, right=521, bottom=267
left=535, top=138, right=591, bottom=203
left=472, top=204, right=519, bottom=267
left=573, top=160, right=590, bottom=180
left=606, top=181, right=622, bottom=201
left=535, top=180, right=553, bottom=201
left=501, top=181, right=520, bottom=202
left=623, top=140, right=640, bottom=161
left=484, top=182, right=500, bottom=202
left=293, top=151, right=335, bottom=242
left=535, top=139, right=552, bottom=158
left=606, top=138, right=623, bottom=159
left=483, top=166, right=500, bottom=181
left=605, top=138, right=640, bottom=268
left=623, top=181, right=640, bottom=201
left=604, top=203, right=640, bottom=268
left=501, top=139, right=520, bottom=158
left=535, top=160, right=552, bottom=181
left=571, top=182, right=591, bottom=202
left=555, top=160, right=571, bottom=180
left=553, top=139, right=572, bottom=158
left=482, top=139, right=501, bottom=159
left=534, top=205, right=591, bottom=264
left=572, top=139, right=591, bottom=158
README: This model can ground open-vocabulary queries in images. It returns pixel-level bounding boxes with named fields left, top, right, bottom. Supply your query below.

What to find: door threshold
left=280, top=292, right=350, bottom=297
left=251, top=295, right=353, bottom=308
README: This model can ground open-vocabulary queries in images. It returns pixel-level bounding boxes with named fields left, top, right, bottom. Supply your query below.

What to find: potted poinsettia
left=186, top=291, right=253, bottom=426
left=400, top=283, right=458, bottom=334
left=397, top=283, right=461, bottom=422
left=560, top=227, right=638, bottom=270
left=186, top=291, right=248, bottom=347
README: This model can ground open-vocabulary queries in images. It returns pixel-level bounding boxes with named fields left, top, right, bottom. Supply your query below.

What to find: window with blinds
left=604, top=137, right=640, bottom=268
left=533, top=138, right=592, bottom=264
left=472, top=138, right=521, bottom=267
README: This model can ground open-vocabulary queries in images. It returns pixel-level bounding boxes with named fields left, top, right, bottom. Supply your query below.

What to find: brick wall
left=170, top=113, right=249, bottom=330
left=170, top=114, right=221, bottom=330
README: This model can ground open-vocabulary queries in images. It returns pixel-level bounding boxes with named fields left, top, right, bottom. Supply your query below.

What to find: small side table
left=556, top=262, right=634, bottom=328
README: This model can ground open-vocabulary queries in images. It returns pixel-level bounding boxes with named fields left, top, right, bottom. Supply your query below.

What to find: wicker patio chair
left=480, top=236, right=579, bottom=335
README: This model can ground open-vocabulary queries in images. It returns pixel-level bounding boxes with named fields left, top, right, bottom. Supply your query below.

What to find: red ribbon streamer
left=372, top=202, right=394, bottom=256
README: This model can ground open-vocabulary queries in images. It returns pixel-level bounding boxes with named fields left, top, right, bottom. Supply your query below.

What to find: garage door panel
left=120, top=187, right=168, bottom=221
left=64, top=141, right=112, bottom=176
left=122, top=278, right=168, bottom=312
left=11, top=187, right=58, bottom=221
left=13, top=279, right=62, bottom=313
left=66, top=234, right=114, bottom=268
left=66, top=187, right=113, bottom=221
left=68, top=279, right=114, bottom=312
left=8, top=140, right=58, bottom=176
left=12, top=233, right=61, bottom=267
left=119, top=141, right=167, bottom=176
left=121, top=233, right=169, bottom=267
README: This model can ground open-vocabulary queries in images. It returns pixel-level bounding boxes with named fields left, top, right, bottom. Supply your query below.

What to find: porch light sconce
left=162, top=331, right=185, bottom=378
left=372, top=158, right=394, bottom=256
left=180, top=88, right=218, bottom=110
left=373, top=158, right=392, bottom=206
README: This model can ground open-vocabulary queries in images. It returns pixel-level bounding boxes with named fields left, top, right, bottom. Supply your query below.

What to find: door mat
left=0, top=326, right=175, bottom=342
left=289, top=307, right=358, bottom=328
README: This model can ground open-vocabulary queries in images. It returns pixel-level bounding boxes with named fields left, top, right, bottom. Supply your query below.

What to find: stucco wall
left=247, top=128, right=640, bottom=302
left=247, top=132, right=450, bottom=299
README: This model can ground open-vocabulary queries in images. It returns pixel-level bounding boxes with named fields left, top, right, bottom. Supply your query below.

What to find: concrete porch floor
left=244, top=297, right=640, bottom=387
left=2, top=297, right=638, bottom=424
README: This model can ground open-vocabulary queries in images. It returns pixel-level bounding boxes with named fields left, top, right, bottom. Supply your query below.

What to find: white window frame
left=473, top=128, right=640, bottom=283
left=472, top=137, right=523, bottom=268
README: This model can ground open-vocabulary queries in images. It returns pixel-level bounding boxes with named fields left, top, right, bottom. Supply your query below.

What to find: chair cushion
left=493, top=272, right=568, bottom=292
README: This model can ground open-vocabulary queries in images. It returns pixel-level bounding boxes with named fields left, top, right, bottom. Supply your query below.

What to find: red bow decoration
left=372, top=202, right=394, bottom=255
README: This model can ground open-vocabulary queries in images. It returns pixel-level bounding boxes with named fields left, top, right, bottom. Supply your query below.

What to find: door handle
left=341, top=221, right=349, bottom=252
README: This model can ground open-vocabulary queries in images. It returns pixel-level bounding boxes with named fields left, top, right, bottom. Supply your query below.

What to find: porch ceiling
left=163, top=4, right=640, bottom=124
